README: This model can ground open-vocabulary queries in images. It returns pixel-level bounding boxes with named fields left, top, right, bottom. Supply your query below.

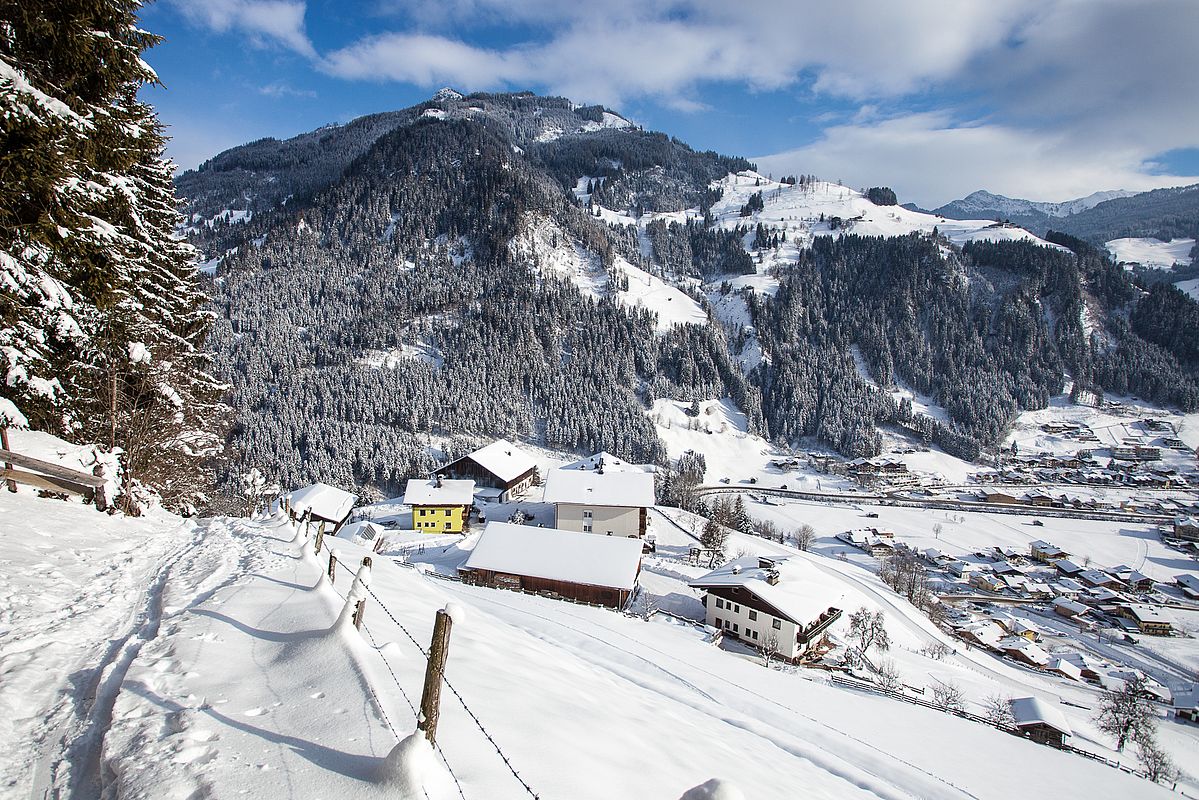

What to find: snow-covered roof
left=1053, top=597, right=1089, bottom=616
left=286, top=483, right=357, bottom=523
left=1010, top=697, right=1072, bottom=736
left=460, top=439, right=537, bottom=483
left=460, top=522, right=642, bottom=590
left=336, top=520, right=384, bottom=541
left=1000, top=637, right=1050, bottom=666
left=1047, top=659, right=1082, bottom=681
left=688, top=555, right=847, bottom=627
left=405, top=478, right=475, bottom=506
left=1125, top=604, right=1173, bottom=626
left=560, top=451, right=649, bottom=474
left=1176, top=573, right=1199, bottom=593
left=542, top=468, right=656, bottom=507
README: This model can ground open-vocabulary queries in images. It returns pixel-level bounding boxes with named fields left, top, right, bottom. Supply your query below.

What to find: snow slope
left=614, top=256, right=707, bottom=330
left=1105, top=237, right=1195, bottom=269
left=2, top=483, right=1180, bottom=799
left=707, top=172, right=1064, bottom=251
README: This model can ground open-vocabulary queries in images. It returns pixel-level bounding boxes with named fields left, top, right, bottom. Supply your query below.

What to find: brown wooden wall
left=460, top=568, right=629, bottom=608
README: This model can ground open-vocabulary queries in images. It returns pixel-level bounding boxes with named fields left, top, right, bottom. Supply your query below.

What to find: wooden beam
left=1, top=467, right=96, bottom=499
left=0, top=448, right=105, bottom=488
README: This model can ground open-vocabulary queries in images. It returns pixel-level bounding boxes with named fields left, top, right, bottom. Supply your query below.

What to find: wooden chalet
left=1010, top=697, right=1072, bottom=747
left=434, top=438, right=537, bottom=502
left=1119, top=604, right=1174, bottom=636
left=458, top=522, right=642, bottom=608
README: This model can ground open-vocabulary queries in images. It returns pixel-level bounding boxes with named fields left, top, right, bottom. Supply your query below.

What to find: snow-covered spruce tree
left=0, top=1, right=226, bottom=512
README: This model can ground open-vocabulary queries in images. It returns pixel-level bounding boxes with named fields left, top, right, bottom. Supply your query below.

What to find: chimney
left=765, top=570, right=780, bottom=586
left=435, top=475, right=443, bottom=488
left=758, top=557, right=775, bottom=570
left=731, top=565, right=741, bottom=575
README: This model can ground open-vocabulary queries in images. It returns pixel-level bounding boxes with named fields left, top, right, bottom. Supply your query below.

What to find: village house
left=1059, top=652, right=1105, bottom=681
left=1077, top=569, right=1120, bottom=589
left=284, top=482, right=358, bottom=533
left=1052, top=597, right=1089, bottom=622
left=1173, top=686, right=1199, bottom=724
left=689, top=556, right=843, bottom=662
left=1119, top=604, right=1174, bottom=636
left=1109, top=565, right=1154, bottom=593
left=1029, top=540, right=1068, bottom=563
left=1175, top=573, right=1199, bottom=599
left=999, top=637, right=1051, bottom=668
left=458, top=522, right=642, bottom=608
left=1053, top=558, right=1085, bottom=577
left=1046, top=658, right=1082, bottom=681
left=405, top=476, right=475, bottom=533
left=955, top=621, right=1004, bottom=650
left=542, top=467, right=656, bottom=537
left=1010, top=697, right=1072, bottom=747
left=969, top=571, right=1005, bottom=593
left=983, top=490, right=1020, bottom=505
left=1172, top=516, right=1199, bottom=542
left=434, top=438, right=537, bottom=502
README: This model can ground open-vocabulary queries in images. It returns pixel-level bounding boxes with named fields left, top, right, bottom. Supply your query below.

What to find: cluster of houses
left=974, top=455, right=1191, bottom=492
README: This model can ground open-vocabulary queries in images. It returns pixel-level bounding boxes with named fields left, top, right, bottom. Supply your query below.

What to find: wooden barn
left=434, top=439, right=538, bottom=502
left=1010, top=697, right=1072, bottom=747
left=458, top=522, right=643, bottom=609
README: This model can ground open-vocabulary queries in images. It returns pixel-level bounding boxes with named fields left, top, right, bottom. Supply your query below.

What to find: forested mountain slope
left=180, top=92, right=1199, bottom=499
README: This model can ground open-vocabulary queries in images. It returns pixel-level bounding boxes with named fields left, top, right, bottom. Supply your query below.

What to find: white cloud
left=754, top=112, right=1199, bottom=208
left=171, top=0, right=315, bottom=58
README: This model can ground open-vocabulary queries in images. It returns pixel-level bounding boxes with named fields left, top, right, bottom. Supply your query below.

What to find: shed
left=459, top=522, right=642, bottom=608
left=285, top=483, right=358, bottom=531
left=1010, top=696, right=1072, bottom=747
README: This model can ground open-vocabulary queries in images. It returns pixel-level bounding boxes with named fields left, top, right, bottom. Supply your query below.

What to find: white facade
left=701, top=591, right=802, bottom=660
left=555, top=503, right=644, bottom=538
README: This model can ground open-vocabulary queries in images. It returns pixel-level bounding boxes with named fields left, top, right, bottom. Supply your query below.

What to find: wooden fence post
left=353, top=599, right=366, bottom=629
left=1, top=428, right=15, bottom=493
left=328, top=552, right=337, bottom=582
left=314, top=520, right=326, bottom=554
left=417, top=609, right=454, bottom=746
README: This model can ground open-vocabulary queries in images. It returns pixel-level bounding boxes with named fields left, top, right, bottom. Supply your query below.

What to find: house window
left=724, top=620, right=731, bottom=629
left=772, top=619, right=781, bottom=630
left=445, top=522, right=452, bottom=530
left=749, top=610, right=757, bottom=621
left=734, top=604, right=740, bottom=613
left=732, top=624, right=738, bottom=633
left=751, top=630, right=759, bottom=640
left=715, top=598, right=724, bottom=609
left=419, top=509, right=426, bottom=516
left=715, top=617, right=722, bottom=628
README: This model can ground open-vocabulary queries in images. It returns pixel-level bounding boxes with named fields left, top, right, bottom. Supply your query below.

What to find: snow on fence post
left=417, top=606, right=458, bottom=746
left=333, top=556, right=372, bottom=631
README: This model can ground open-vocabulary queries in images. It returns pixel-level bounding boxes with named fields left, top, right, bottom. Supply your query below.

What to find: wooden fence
left=0, top=446, right=109, bottom=510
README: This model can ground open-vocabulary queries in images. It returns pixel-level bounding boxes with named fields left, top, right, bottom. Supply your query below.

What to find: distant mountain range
left=910, top=185, right=1199, bottom=246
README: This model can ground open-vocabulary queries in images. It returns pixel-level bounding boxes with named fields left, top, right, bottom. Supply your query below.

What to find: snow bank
left=1105, top=237, right=1194, bottom=269
left=377, top=733, right=456, bottom=798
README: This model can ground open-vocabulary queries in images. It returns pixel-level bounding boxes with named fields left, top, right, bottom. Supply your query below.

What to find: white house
left=1010, top=696, right=1072, bottom=747
left=542, top=467, right=656, bottom=538
left=688, top=555, right=844, bottom=662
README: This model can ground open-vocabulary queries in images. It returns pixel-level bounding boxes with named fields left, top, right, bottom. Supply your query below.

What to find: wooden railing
left=0, top=447, right=110, bottom=510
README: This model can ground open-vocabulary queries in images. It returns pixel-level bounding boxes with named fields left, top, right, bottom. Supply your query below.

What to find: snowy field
left=1106, top=237, right=1195, bottom=269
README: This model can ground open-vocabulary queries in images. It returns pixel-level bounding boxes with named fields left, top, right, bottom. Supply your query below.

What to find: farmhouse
left=542, top=467, right=655, bottom=537
left=1109, top=566, right=1154, bottom=592
left=689, top=555, right=844, bottom=662
left=284, top=483, right=358, bottom=532
left=1010, top=697, right=1072, bottom=747
left=405, top=476, right=475, bottom=533
left=1052, top=597, right=1089, bottom=622
left=1053, top=559, right=1085, bottom=577
left=1174, top=686, right=1199, bottom=724
left=434, top=438, right=537, bottom=502
left=458, top=522, right=642, bottom=609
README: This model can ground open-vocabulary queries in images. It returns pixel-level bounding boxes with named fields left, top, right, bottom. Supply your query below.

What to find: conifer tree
left=0, top=1, right=226, bottom=511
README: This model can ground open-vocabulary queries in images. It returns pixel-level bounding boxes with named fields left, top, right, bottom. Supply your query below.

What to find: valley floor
left=0, top=488, right=1184, bottom=799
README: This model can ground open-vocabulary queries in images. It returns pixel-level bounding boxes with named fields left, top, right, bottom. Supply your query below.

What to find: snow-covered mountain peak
left=940, top=188, right=1137, bottom=220
left=431, top=86, right=464, bottom=102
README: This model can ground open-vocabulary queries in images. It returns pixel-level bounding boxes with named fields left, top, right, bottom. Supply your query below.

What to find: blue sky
left=141, top=0, right=1199, bottom=208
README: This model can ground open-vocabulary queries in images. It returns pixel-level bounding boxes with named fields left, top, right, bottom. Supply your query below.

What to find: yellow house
left=405, top=477, right=475, bottom=534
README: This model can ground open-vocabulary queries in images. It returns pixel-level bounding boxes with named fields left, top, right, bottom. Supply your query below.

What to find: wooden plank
left=0, top=448, right=105, bottom=487
left=1, top=467, right=96, bottom=499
